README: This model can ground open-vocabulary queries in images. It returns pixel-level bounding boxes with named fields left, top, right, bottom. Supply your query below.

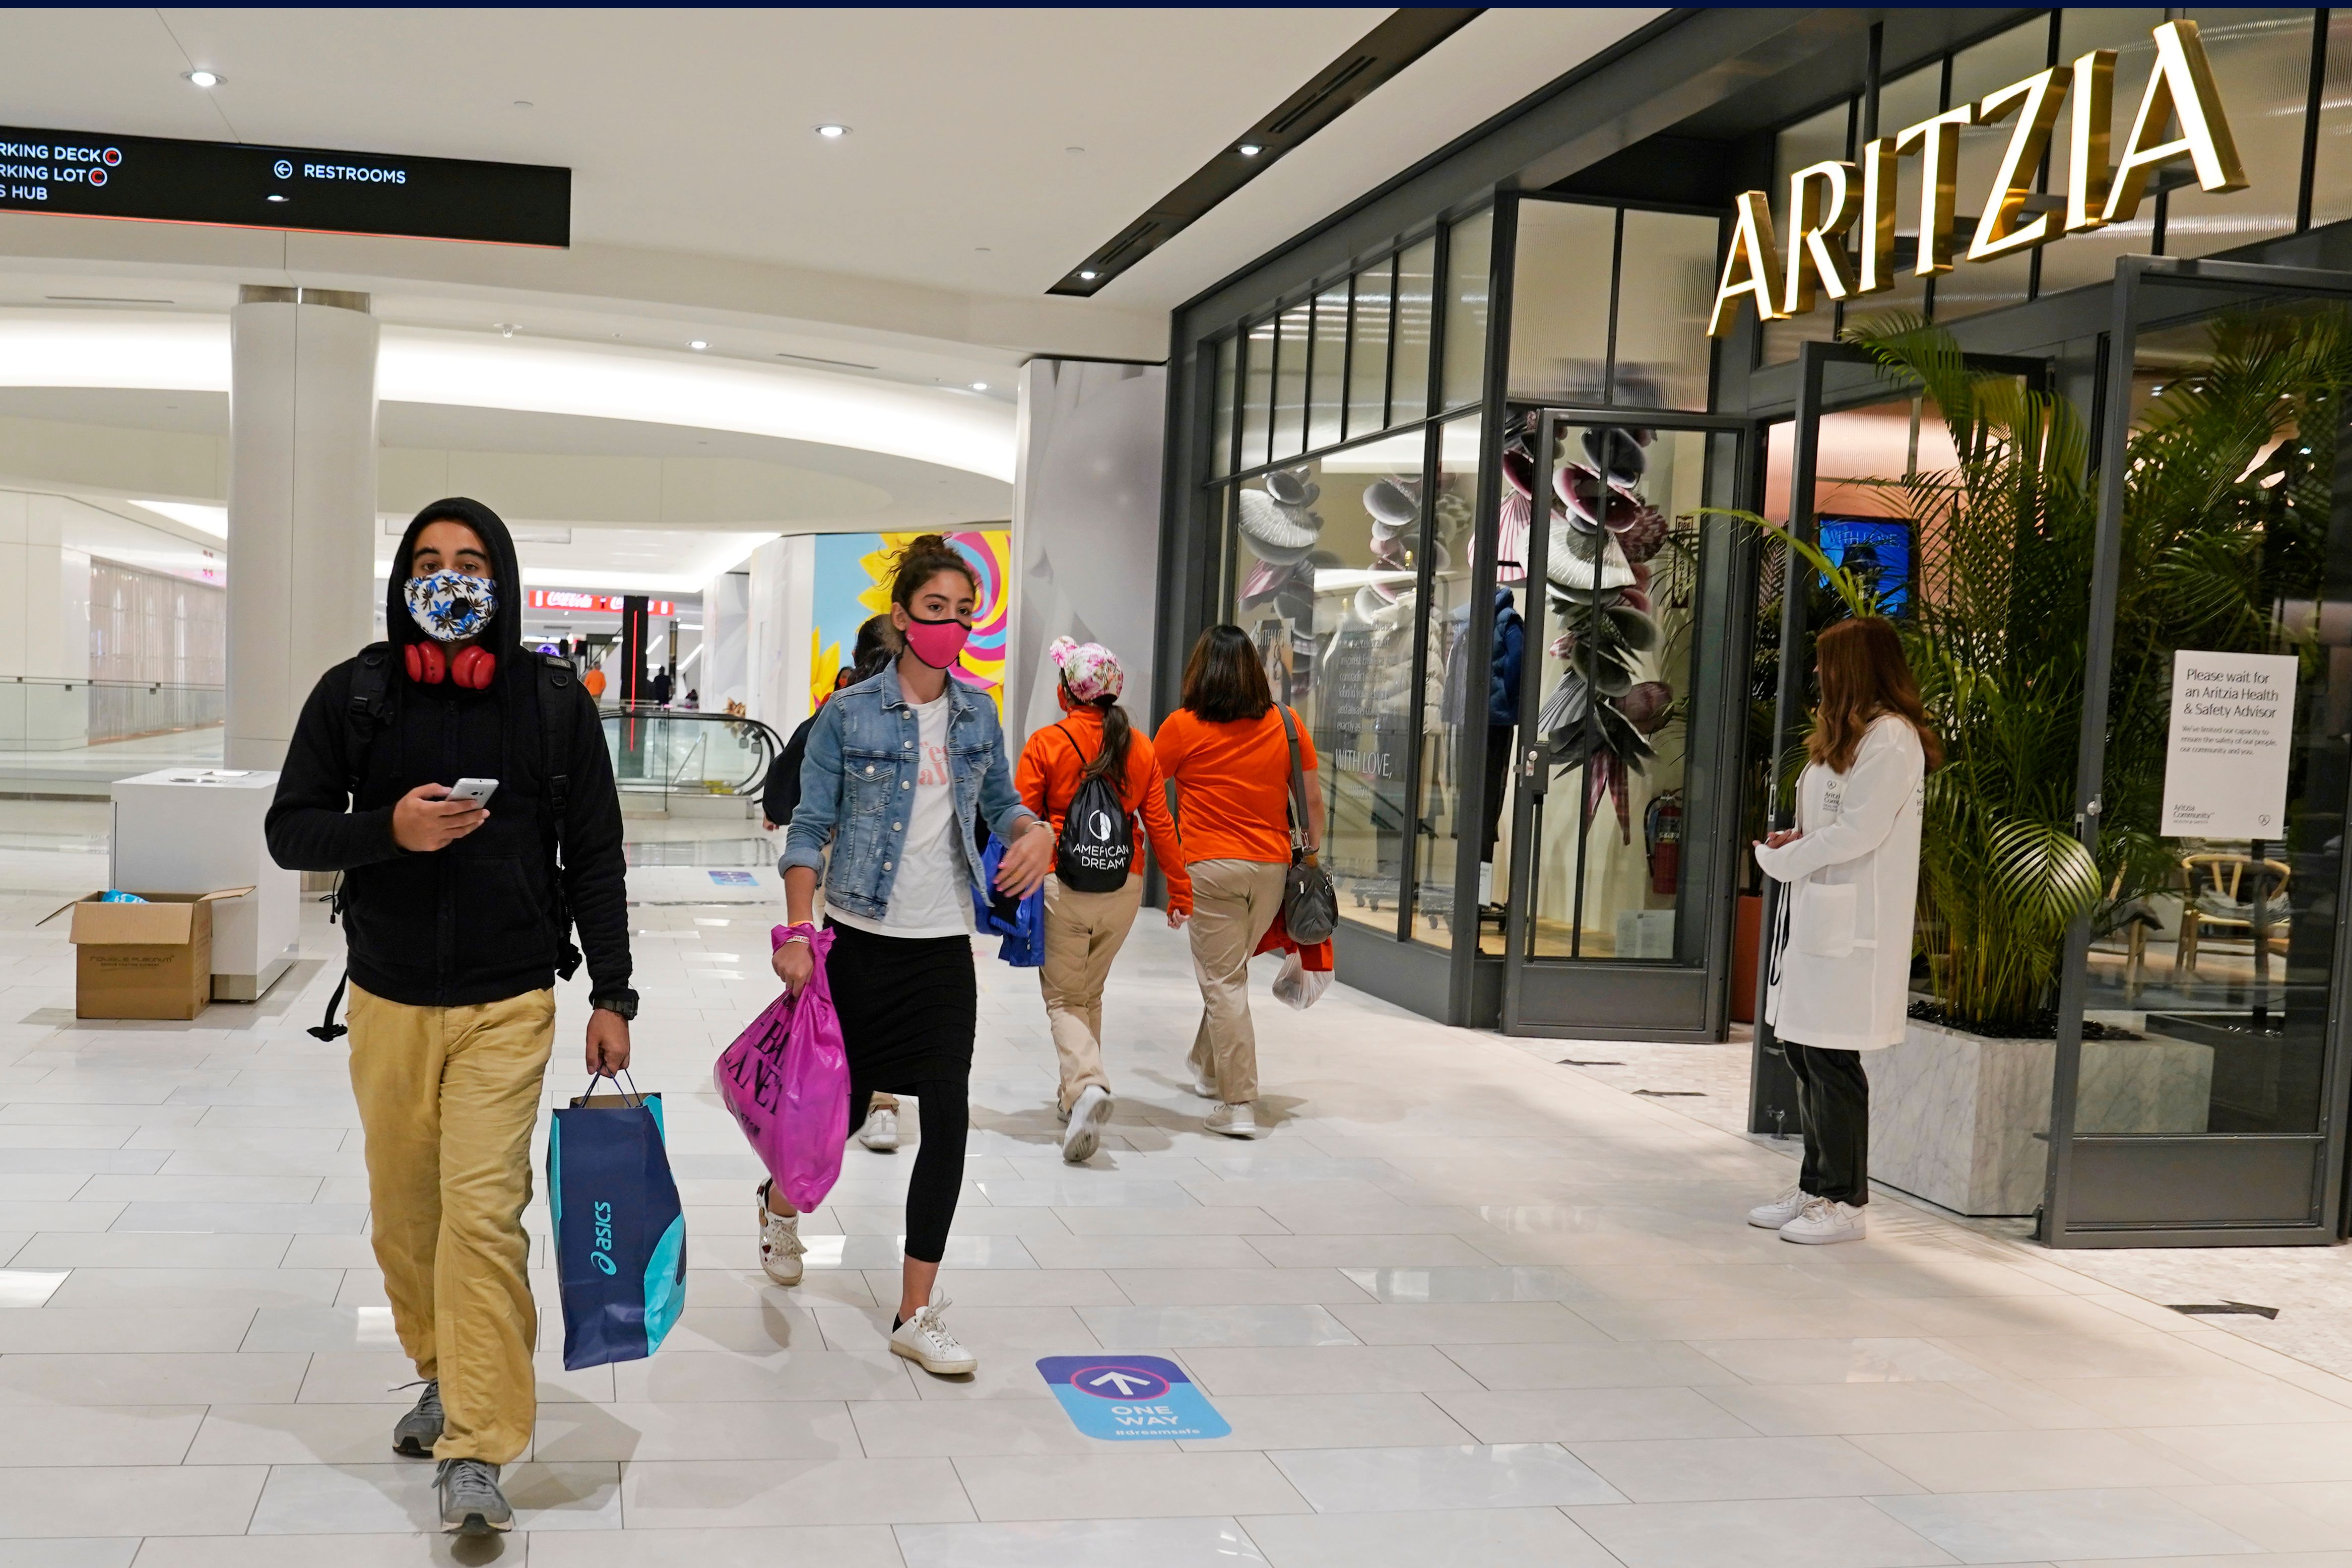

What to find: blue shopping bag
left=548, top=1074, right=687, bottom=1370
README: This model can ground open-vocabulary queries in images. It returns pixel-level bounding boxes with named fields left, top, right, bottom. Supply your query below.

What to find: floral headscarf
left=1049, top=635, right=1124, bottom=702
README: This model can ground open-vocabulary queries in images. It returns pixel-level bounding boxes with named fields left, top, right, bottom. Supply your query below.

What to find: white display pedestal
left=111, top=768, right=299, bottom=1002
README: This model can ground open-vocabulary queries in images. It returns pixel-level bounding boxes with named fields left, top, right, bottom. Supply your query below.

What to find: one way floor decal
left=1035, top=1355, right=1230, bottom=1440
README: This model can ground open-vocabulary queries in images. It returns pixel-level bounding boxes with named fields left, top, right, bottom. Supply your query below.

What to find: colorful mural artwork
left=809, top=530, right=1010, bottom=715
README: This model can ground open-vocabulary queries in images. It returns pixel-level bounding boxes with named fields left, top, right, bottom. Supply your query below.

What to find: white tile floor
left=0, top=811, right=2349, bottom=1564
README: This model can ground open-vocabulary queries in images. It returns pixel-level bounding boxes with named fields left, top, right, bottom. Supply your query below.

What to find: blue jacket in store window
left=1489, top=587, right=1525, bottom=727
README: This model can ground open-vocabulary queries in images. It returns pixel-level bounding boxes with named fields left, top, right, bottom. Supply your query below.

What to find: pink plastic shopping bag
left=714, top=926, right=848, bottom=1212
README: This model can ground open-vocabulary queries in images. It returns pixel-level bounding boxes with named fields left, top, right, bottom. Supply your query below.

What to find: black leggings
left=852, top=1074, right=968, bottom=1264
left=1785, top=1042, right=1870, bottom=1207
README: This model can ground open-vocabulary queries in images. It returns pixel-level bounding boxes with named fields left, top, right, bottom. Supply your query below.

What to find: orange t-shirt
left=1151, top=705, right=1316, bottom=867
left=1015, top=710, right=1193, bottom=911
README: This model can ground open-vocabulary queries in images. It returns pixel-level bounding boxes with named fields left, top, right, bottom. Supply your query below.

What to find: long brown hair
left=1181, top=624, right=1274, bottom=725
left=1808, top=616, right=1941, bottom=773
left=887, top=534, right=982, bottom=607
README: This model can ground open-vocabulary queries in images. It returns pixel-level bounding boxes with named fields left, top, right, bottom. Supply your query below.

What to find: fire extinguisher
left=1645, top=790, right=1682, bottom=895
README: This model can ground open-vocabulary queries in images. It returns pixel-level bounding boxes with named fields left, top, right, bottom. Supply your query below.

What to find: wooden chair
left=2101, top=868, right=2153, bottom=1003
left=2175, top=853, right=2291, bottom=976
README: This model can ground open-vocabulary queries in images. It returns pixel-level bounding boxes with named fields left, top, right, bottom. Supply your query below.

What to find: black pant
left=850, top=1075, right=967, bottom=1264
left=1479, top=724, right=1514, bottom=869
left=1784, top=1042, right=1870, bottom=1206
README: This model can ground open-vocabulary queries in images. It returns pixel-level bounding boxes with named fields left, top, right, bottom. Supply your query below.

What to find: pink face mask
left=902, top=614, right=971, bottom=670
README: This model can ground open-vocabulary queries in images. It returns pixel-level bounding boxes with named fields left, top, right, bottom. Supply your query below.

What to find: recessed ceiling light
left=815, top=124, right=850, bottom=139
left=184, top=69, right=222, bottom=88
left=1237, top=143, right=1264, bottom=157
left=970, top=382, right=989, bottom=391
left=688, top=340, right=708, bottom=351
left=265, top=193, right=289, bottom=203
left=1078, top=270, right=1098, bottom=281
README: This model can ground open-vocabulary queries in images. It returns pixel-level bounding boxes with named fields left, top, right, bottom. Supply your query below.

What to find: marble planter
left=1867, top=1017, right=2214, bottom=1217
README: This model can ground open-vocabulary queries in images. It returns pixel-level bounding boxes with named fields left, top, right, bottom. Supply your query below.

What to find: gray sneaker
left=391, top=1379, right=442, bottom=1458
left=436, top=1457, right=512, bottom=1535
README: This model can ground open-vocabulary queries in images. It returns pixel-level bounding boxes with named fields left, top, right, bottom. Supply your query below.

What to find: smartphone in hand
left=446, top=777, right=499, bottom=807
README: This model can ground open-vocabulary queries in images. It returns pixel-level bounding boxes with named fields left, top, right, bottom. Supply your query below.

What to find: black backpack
left=308, top=643, right=585, bottom=1039
left=1053, top=723, right=1134, bottom=894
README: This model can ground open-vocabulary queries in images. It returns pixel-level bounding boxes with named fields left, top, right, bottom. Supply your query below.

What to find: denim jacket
left=778, top=662, right=1034, bottom=922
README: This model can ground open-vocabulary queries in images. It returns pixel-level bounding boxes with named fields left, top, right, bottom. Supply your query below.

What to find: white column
left=703, top=568, right=751, bottom=709
left=226, top=286, right=379, bottom=769
left=1009, top=358, right=1166, bottom=738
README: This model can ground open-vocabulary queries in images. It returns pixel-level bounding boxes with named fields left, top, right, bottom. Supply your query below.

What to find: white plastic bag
left=1272, top=950, right=1332, bottom=1011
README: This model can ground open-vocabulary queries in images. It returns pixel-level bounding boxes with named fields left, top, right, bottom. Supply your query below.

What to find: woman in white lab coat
left=1749, top=616, right=1937, bottom=1245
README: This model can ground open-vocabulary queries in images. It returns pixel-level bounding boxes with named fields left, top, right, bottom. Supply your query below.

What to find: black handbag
left=1277, top=705, right=1338, bottom=944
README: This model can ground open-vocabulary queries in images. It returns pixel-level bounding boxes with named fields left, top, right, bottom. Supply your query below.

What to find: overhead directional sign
left=0, top=125, right=568, bottom=247
left=1036, top=1355, right=1230, bottom=1441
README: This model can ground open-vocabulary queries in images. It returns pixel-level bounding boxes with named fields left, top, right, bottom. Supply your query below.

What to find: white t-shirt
left=832, top=691, right=973, bottom=939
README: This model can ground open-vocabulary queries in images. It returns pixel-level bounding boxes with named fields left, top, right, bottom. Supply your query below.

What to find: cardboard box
left=56, top=888, right=253, bottom=1020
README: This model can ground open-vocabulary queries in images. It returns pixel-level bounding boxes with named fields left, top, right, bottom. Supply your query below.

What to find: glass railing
left=600, top=705, right=782, bottom=801
left=0, top=675, right=226, bottom=747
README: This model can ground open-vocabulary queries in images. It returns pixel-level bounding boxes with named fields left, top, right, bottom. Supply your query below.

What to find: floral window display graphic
left=808, top=530, right=1009, bottom=715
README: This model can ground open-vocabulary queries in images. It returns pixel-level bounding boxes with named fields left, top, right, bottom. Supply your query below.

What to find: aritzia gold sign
left=1708, top=19, right=2246, bottom=337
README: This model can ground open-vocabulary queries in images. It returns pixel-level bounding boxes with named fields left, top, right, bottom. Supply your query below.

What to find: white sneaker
left=756, top=1182, right=805, bottom=1285
left=1747, top=1184, right=1811, bottom=1229
left=1062, top=1085, right=1112, bottom=1164
left=1205, top=1101, right=1265, bottom=1139
left=889, top=1291, right=977, bottom=1376
left=859, top=1105, right=899, bottom=1152
left=1190, top=1066, right=1218, bottom=1099
left=1779, top=1195, right=1867, bottom=1245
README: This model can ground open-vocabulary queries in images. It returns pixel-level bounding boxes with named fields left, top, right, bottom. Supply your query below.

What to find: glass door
left=2046, top=257, right=2352, bottom=1245
left=1744, top=341, right=2048, bottom=1140
left=1498, top=408, right=1748, bottom=1037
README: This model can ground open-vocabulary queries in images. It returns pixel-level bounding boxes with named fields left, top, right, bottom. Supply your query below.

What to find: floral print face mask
left=404, top=569, right=498, bottom=642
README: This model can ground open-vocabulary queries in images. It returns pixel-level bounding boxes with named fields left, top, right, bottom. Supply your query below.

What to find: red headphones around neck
left=404, top=641, right=496, bottom=689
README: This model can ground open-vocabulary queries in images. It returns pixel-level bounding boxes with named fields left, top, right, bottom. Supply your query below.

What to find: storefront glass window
left=2039, top=10, right=2166, bottom=297
left=1229, top=430, right=1427, bottom=933
left=1520, top=422, right=1715, bottom=959
left=1936, top=18, right=2051, bottom=323
left=1613, top=209, right=1721, bottom=410
left=1414, top=415, right=1485, bottom=950
left=1272, top=300, right=1312, bottom=462
left=1392, top=236, right=1438, bottom=426
left=1761, top=99, right=1852, bottom=364
left=1507, top=200, right=1614, bottom=406
left=2164, top=10, right=2313, bottom=259
left=1239, top=319, right=1275, bottom=473
left=1210, top=336, right=1237, bottom=479
left=1442, top=209, right=1495, bottom=412
left=1309, top=284, right=1349, bottom=451
left=1348, top=258, right=1395, bottom=440
left=2312, top=12, right=2352, bottom=227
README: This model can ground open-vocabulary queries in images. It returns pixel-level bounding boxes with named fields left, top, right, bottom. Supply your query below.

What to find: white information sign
left=2159, top=649, right=2298, bottom=839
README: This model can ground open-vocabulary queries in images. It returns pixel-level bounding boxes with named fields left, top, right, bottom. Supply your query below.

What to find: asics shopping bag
left=714, top=924, right=850, bottom=1212
left=547, top=1073, right=688, bottom=1370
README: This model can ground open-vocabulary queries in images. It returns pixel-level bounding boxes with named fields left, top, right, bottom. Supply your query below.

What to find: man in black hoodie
left=266, top=498, right=632, bottom=1536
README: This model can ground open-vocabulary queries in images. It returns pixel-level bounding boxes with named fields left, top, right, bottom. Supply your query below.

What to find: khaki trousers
left=348, top=982, right=555, bottom=1465
left=1039, top=872, right=1145, bottom=1111
left=1183, top=859, right=1288, bottom=1106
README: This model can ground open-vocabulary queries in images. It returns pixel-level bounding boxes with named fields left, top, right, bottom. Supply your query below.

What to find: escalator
left=600, top=705, right=782, bottom=802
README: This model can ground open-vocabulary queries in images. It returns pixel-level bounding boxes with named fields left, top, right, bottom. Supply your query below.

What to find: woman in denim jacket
left=764, top=536, right=1053, bottom=1376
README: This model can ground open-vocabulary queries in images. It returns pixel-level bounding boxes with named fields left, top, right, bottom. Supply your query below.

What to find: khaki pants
left=1040, top=872, right=1145, bottom=1111
left=348, top=982, right=555, bottom=1465
left=1183, top=859, right=1288, bottom=1106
